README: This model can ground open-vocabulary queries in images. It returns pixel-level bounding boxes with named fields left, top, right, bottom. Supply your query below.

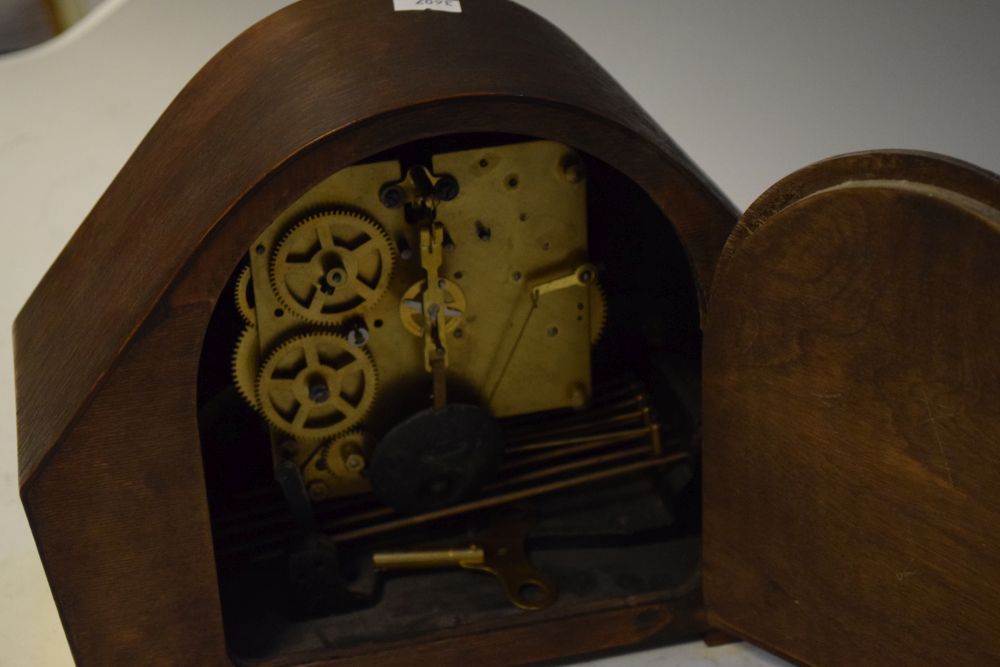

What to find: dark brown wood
left=267, top=591, right=705, bottom=667
left=15, top=0, right=735, bottom=664
left=703, top=151, right=1000, bottom=666
left=702, top=629, right=741, bottom=648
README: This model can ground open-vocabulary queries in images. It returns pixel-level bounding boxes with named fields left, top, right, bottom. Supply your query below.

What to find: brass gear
left=316, top=430, right=372, bottom=480
left=590, top=280, right=607, bottom=345
left=269, top=208, right=396, bottom=325
left=256, top=333, right=378, bottom=440
left=234, top=266, right=255, bottom=325
left=231, top=326, right=260, bottom=409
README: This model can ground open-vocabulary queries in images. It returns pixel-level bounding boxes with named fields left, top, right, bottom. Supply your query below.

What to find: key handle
left=464, top=509, right=557, bottom=611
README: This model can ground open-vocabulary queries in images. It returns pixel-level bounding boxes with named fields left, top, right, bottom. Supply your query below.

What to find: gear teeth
left=231, top=326, right=261, bottom=410
left=268, top=208, right=397, bottom=326
left=256, top=332, right=378, bottom=441
left=317, top=429, right=373, bottom=477
left=590, top=279, right=608, bottom=345
left=234, top=266, right=255, bottom=326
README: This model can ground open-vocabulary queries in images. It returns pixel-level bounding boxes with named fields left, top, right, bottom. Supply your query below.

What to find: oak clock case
left=14, top=1, right=1000, bottom=667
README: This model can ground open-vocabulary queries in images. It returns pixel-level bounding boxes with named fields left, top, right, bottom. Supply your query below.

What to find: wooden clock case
left=14, top=1, right=999, bottom=665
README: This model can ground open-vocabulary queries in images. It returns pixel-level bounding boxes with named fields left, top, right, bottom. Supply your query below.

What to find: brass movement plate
left=235, top=140, right=598, bottom=499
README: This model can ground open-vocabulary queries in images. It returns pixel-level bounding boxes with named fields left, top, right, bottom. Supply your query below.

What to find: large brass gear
left=232, top=326, right=261, bottom=409
left=590, top=279, right=607, bottom=344
left=256, top=333, right=378, bottom=440
left=269, top=208, right=396, bottom=325
left=234, top=266, right=255, bottom=325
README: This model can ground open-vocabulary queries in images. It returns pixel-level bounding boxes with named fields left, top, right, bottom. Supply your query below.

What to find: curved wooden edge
left=15, top=0, right=736, bottom=489
left=702, top=152, right=1000, bottom=666
left=710, top=150, right=1000, bottom=301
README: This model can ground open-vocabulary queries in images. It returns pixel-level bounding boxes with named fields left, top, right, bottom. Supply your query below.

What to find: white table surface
left=1, top=1, right=997, bottom=664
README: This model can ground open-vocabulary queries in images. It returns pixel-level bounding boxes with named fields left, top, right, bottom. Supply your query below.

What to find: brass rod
left=502, top=434, right=651, bottom=472
left=505, top=409, right=650, bottom=445
left=373, top=547, right=484, bottom=570
left=650, top=422, right=663, bottom=456
left=215, top=430, right=650, bottom=538
left=216, top=427, right=664, bottom=539
left=225, top=385, right=646, bottom=506
left=504, top=425, right=653, bottom=455
left=329, top=453, right=688, bottom=543
left=490, top=445, right=653, bottom=489
left=500, top=391, right=645, bottom=434
left=216, top=452, right=689, bottom=559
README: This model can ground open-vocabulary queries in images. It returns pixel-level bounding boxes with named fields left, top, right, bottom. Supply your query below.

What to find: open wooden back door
left=702, top=151, right=1000, bottom=666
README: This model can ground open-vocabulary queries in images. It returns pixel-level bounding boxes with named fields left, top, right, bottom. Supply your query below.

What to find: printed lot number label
left=394, top=0, right=462, bottom=13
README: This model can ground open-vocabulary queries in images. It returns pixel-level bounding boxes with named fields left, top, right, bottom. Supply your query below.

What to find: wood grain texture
left=14, top=0, right=735, bottom=664
left=703, top=151, right=1000, bottom=666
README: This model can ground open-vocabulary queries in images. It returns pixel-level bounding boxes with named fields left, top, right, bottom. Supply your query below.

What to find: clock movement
left=15, top=1, right=999, bottom=665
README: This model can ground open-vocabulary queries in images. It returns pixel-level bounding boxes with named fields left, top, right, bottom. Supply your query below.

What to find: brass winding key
left=372, top=511, right=557, bottom=610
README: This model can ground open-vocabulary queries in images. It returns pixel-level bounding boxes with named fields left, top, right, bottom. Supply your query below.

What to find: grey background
left=519, top=0, right=1000, bottom=209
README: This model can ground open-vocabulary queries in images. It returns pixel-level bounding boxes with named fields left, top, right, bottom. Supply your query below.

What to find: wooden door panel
left=703, top=152, right=1000, bottom=666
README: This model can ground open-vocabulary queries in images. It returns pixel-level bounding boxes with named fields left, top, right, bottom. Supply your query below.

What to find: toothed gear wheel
left=232, top=326, right=261, bottom=409
left=257, top=333, right=378, bottom=440
left=235, top=266, right=256, bottom=325
left=318, top=430, right=373, bottom=479
left=590, top=280, right=607, bottom=344
left=270, top=209, right=396, bottom=324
